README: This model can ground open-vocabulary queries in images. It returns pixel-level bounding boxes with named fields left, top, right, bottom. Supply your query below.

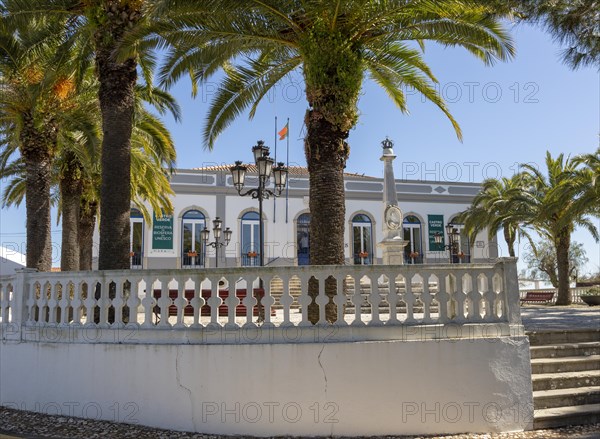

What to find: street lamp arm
left=205, top=241, right=228, bottom=249
left=238, top=188, right=260, bottom=198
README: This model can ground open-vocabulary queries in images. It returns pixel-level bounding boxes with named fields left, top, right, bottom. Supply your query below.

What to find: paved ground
left=0, top=407, right=598, bottom=439
left=520, top=304, right=600, bottom=331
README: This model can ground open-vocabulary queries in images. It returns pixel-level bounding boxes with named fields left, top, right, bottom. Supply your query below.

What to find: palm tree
left=1, top=86, right=178, bottom=271
left=520, top=152, right=599, bottom=305
left=457, top=175, right=530, bottom=257
left=2, top=0, right=169, bottom=270
left=140, top=0, right=514, bottom=321
left=494, top=0, right=599, bottom=69
left=574, top=148, right=600, bottom=217
left=146, top=1, right=513, bottom=265
left=0, top=17, right=85, bottom=271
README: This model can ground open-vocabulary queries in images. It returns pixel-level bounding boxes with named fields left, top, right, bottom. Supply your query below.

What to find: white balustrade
left=0, top=259, right=522, bottom=343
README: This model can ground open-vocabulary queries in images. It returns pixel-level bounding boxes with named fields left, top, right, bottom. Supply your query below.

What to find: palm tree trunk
left=305, top=109, right=349, bottom=323
left=20, top=118, right=54, bottom=271
left=555, top=232, right=572, bottom=305
left=60, top=168, right=82, bottom=271
left=78, top=198, right=97, bottom=271
left=503, top=227, right=516, bottom=257
left=95, top=31, right=137, bottom=270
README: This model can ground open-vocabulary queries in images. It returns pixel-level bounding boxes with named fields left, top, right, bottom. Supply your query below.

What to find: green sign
left=152, top=212, right=173, bottom=250
left=428, top=214, right=445, bottom=251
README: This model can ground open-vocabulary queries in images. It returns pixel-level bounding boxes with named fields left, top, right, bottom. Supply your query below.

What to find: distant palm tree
left=457, top=175, right=530, bottom=257
left=520, top=152, right=599, bottom=305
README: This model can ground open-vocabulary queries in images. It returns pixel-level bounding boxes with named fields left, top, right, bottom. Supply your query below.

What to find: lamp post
left=434, top=224, right=461, bottom=263
left=230, top=140, right=288, bottom=266
left=201, top=217, right=232, bottom=268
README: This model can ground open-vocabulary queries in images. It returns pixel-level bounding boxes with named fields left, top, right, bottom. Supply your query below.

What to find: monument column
left=378, top=138, right=407, bottom=264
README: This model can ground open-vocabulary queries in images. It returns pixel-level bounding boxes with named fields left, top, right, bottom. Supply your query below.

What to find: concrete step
left=530, top=355, right=600, bottom=374
left=528, top=329, right=600, bottom=346
left=533, top=386, right=600, bottom=410
left=530, top=341, right=600, bottom=359
left=532, top=370, right=600, bottom=391
left=534, top=403, right=600, bottom=429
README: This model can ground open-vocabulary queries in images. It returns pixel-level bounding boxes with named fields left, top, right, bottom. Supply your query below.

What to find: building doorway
left=297, top=213, right=311, bottom=265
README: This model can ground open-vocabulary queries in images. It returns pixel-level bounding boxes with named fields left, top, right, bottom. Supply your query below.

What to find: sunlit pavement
left=521, top=305, right=600, bottom=331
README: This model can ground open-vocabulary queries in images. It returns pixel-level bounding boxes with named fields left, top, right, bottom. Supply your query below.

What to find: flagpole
left=285, top=117, right=290, bottom=223
left=273, top=116, right=277, bottom=223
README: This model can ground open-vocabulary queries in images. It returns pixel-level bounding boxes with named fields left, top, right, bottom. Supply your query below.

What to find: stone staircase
left=528, top=329, right=600, bottom=429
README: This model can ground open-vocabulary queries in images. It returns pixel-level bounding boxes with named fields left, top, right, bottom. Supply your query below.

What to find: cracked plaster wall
left=0, top=336, right=533, bottom=436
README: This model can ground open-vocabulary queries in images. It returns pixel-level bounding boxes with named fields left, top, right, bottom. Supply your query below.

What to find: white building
left=0, top=245, right=26, bottom=276
left=113, top=150, right=498, bottom=270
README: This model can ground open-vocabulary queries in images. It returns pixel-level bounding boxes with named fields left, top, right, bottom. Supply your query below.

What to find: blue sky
left=1, top=22, right=598, bottom=274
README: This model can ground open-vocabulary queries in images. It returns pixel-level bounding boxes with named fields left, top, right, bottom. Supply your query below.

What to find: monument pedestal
left=379, top=238, right=407, bottom=265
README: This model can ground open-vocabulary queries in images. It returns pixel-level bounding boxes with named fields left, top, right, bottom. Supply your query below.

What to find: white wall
left=0, top=246, right=26, bottom=276
left=0, top=336, right=533, bottom=436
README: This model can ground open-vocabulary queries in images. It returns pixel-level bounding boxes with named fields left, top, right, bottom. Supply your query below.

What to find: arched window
left=449, top=217, right=471, bottom=263
left=130, top=208, right=144, bottom=269
left=182, top=210, right=205, bottom=268
left=352, top=214, right=373, bottom=265
left=297, top=213, right=311, bottom=266
left=241, top=211, right=260, bottom=266
left=403, top=215, right=423, bottom=264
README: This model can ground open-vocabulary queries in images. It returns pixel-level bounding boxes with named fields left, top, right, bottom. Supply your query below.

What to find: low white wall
left=0, top=336, right=533, bottom=436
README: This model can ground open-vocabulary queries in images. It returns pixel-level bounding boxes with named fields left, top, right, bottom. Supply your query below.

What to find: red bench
left=152, top=288, right=271, bottom=317
left=520, top=291, right=555, bottom=304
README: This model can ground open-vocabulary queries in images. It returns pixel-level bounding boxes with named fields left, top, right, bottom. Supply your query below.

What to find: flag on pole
left=278, top=122, right=289, bottom=140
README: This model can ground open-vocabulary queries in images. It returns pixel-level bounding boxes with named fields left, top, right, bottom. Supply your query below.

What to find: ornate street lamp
left=434, top=224, right=461, bottom=263
left=230, top=140, right=288, bottom=266
left=201, top=216, right=232, bottom=268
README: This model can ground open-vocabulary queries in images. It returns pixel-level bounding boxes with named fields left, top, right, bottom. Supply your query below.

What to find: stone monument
left=378, top=138, right=407, bottom=264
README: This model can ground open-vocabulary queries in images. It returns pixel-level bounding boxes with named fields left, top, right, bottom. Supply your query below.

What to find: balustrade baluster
left=279, top=275, right=293, bottom=326
left=482, top=272, right=495, bottom=322
left=314, top=274, right=327, bottom=325
left=421, top=274, right=434, bottom=324
left=453, top=274, right=467, bottom=324
left=141, top=277, right=155, bottom=327
left=333, top=273, right=346, bottom=326
left=224, top=275, right=240, bottom=329
left=126, top=278, right=141, bottom=326
left=404, top=275, right=416, bottom=325
left=111, top=277, right=126, bottom=328
left=369, top=274, right=382, bottom=325
left=47, top=281, right=60, bottom=325
left=260, top=275, right=275, bottom=328
left=190, top=274, right=205, bottom=329
left=157, top=277, right=173, bottom=328
left=26, top=281, right=37, bottom=324
left=240, top=276, right=257, bottom=328
left=70, top=281, right=84, bottom=326
left=173, top=276, right=188, bottom=329
left=385, top=272, right=399, bottom=325
left=350, top=274, right=364, bottom=326
left=297, top=273, right=311, bottom=327
left=435, top=274, right=449, bottom=324
left=58, top=282, right=71, bottom=327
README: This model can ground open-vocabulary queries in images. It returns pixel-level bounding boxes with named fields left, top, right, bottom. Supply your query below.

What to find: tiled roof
left=192, top=164, right=377, bottom=179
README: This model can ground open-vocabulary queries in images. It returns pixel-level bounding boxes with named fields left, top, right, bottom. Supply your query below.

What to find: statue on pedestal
left=378, top=138, right=407, bottom=265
